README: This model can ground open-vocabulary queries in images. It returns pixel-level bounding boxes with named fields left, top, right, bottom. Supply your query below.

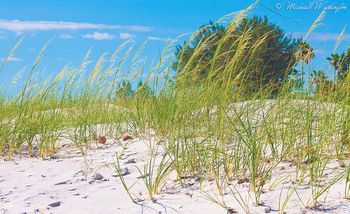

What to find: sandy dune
left=1, top=137, right=350, bottom=214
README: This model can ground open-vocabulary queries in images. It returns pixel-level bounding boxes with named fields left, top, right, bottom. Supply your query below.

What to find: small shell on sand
left=98, top=136, right=107, bottom=144
left=122, top=135, right=133, bottom=141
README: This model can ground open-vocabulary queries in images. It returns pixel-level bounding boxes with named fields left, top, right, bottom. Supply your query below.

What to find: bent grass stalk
left=0, top=4, right=349, bottom=213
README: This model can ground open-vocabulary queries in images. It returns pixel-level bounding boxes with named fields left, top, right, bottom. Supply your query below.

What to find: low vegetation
left=1, top=4, right=349, bottom=213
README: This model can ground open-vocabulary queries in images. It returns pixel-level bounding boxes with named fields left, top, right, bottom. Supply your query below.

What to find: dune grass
left=1, top=4, right=350, bottom=213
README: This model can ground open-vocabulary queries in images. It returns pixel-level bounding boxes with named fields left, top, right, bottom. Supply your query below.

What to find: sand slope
left=1, top=137, right=350, bottom=214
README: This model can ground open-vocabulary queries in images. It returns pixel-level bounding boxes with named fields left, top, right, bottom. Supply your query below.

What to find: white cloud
left=292, top=32, right=350, bottom=41
left=0, top=19, right=152, bottom=33
left=128, top=26, right=152, bottom=32
left=310, top=33, right=350, bottom=41
left=1, top=56, right=20, bottom=62
left=59, top=33, right=74, bottom=39
left=8, top=57, right=20, bottom=61
left=147, top=36, right=172, bottom=42
left=119, top=32, right=135, bottom=40
left=82, top=32, right=115, bottom=40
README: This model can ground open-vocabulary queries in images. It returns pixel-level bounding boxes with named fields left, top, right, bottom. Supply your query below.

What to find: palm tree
left=327, top=53, right=340, bottom=82
left=338, top=49, right=350, bottom=80
left=295, top=41, right=315, bottom=91
left=311, top=70, right=327, bottom=83
left=311, top=70, right=329, bottom=94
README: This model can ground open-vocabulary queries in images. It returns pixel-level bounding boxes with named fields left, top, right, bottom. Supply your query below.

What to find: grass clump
left=1, top=4, right=350, bottom=213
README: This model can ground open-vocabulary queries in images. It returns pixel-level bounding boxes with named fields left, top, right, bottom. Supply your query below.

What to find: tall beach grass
left=1, top=4, right=350, bottom=212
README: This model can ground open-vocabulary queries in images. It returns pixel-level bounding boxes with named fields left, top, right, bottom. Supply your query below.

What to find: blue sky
left=0, top=0, right=349, bottom=87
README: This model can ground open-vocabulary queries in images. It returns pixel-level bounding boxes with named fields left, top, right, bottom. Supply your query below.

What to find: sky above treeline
left=0, top=0, right=349, bottom=85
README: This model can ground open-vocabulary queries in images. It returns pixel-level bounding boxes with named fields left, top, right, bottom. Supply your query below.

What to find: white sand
left=1, top=137, right=350, bottom=214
